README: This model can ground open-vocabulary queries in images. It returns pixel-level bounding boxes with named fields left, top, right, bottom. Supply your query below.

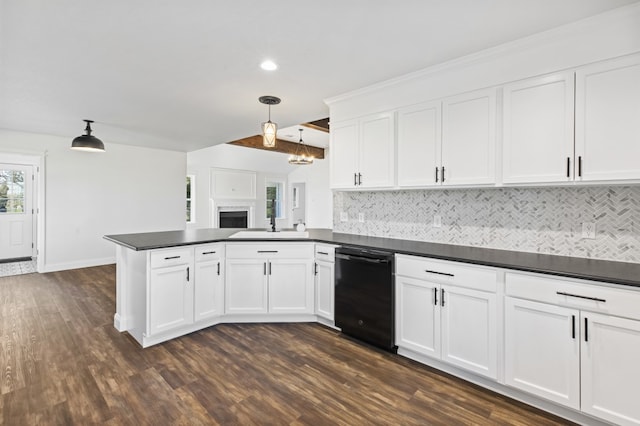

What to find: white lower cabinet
left=194, top=244, right=225, bottom=321
left=225, top=243, right=314, bottom=315
left=149, top=262, right=194, bottom=335
left=225, top=259, right=268, bottom=314
left=269, top=259, right=314, bottom=314
left=581, top=312, right=640, bottom=425
left=147, top=243, right=225, bottom=338
left=504, top=297, right=580, bottom=408
left=395, top=254, right=498, bottom=380
left=505, top=271, right=640, bottom=426
left=314, top=244, right=337, bottom=323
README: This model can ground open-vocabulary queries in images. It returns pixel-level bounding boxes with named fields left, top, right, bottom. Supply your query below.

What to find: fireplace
left=219, top=210, right=248, bottom=228
left=213, top=201, right=255, bottom=228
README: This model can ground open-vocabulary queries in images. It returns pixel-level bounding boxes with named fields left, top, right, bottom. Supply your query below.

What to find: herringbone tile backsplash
left=333, top=186, right=640, bottom=263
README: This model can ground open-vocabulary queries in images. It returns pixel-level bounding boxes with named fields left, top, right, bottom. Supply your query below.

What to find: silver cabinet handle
left=165, top=255, right=180, bottom=260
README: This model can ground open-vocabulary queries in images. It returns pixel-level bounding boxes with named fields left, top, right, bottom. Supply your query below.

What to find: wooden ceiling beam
left=228, top=135, right=325, bottom=160
left=302, top=117, right=330, bottom=133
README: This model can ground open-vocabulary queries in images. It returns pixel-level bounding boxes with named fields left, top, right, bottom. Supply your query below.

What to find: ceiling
left=1, top=0, right=638, bottom=153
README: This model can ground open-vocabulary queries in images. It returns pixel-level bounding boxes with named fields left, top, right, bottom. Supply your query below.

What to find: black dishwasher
left=335, top=245, right=396, bottom=352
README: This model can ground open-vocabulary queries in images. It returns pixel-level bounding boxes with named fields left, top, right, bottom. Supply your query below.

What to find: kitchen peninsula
left=106, top=228, right=640, bottom=426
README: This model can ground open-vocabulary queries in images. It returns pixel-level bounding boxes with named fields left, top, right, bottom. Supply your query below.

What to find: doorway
left=0, top=164, right=34, bottom=261
left=291, top=183, right=306, bottom=226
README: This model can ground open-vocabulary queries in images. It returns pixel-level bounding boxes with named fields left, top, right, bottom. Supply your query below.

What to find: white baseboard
left=42, top=256, right=116, bottom=273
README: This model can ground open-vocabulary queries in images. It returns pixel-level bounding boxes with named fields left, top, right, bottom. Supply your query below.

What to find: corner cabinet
left=395, top=254, right=499, bottom=380
left=330, top=111, right=395, bottom=189
left=225, top=243, right=314, bottom=316
left=504, top=271, right=640, bottom=426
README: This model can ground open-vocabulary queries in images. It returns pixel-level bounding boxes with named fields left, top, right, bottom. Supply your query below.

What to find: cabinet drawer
left=396, top=254, right=497, bottom=292
left=506, top=272, right=640, bottom=321
left=150, top=247, right=193, bottom=269
left=195, top=243, right=224, bottom=262
left=226, top=243, right=313, bottom=259
left=315, top=244, right=337, bottom=262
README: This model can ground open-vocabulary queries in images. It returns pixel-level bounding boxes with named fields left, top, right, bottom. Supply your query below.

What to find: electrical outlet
left=433, top=215, right=442, bottom=228
left=358, top=213, right=365, bottom=223
left=340, top=212, right=348, bottom=222
left=581, top=222, right=596, bottom=239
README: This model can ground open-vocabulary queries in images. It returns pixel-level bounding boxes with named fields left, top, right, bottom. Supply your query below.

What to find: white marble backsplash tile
left=333, top=186, right=640, bottom=263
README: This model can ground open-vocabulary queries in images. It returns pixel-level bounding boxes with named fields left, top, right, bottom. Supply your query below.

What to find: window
left=0, top=169, right=25, bottom=214
left=186, top=175, right=195, bottom=223
left=266, top=180, right=285, bottom=219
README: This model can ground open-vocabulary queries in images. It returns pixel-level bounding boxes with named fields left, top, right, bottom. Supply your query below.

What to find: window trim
left=186, top=174, right=195, bottom=223
left=265, top=179, right=286, bottom=220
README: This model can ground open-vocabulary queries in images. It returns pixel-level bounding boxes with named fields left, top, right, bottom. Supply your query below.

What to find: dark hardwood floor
left=0, top=265, right=574, bottom=425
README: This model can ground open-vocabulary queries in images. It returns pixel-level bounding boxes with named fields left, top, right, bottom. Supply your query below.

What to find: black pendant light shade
left=71, top=120, right=105, bottom=152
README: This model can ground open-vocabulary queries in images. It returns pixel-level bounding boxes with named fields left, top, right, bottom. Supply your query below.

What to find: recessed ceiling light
left=260, top=60, right=278, bottom=71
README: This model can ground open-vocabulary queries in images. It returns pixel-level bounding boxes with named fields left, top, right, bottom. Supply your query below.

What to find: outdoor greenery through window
left=266, top=181, right=284, bottom=219
left=0, top=169, right=25, bottom=214
left=186, top=175, right=194, bottom=223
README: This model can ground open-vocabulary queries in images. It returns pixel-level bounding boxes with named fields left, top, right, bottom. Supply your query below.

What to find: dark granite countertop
left=104, top=228, right=640, bottom=288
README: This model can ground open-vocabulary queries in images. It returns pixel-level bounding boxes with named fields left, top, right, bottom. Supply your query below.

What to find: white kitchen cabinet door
left=149, top=264, right=193, bottom=335
left=581, top=312, right=640, bottom=426
left=315, top=260, right=334, bottom=321
left=225, top=259, right=268, bottom=314
left=441, top=89, right=496, bottom=186
left=194, top=259, right=224, bottom=321
left=330, top=120, right=359, bottom=189
left=504, top=297, right=580, bottom=409
left=395, top=276, right=440, bottom=358
left=502, top=72, right=575, bottom=184
left=575, top=54, right=640, bottom=182
left=269, top=259, right=314, bottom=314
left=397, top=102, right=442, bottom=187
left=440, top=285, right=497, bottom=379
left=358, top=112, right=395, bottom=188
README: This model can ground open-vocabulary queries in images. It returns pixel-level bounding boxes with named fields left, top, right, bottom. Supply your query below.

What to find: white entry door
left=0, top=164, right=34, bottom=260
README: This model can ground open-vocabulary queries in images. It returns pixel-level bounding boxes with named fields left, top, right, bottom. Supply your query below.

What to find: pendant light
left=259, top=95, right=281, bottom=147
left=71, top=120, right=105, bottom=152
left=288, top=128, right=314, bottom=165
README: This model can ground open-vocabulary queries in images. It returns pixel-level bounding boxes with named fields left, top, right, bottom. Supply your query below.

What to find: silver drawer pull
left=424, top=269, right=454, bottom=277
left=202, top=251, right=216, bottom=255
left=164, top=255, right=181, bottom=260
left=258, top=250, right=278, bottom=253
left=556, top=291, right=606, bottom=303
left=317, top=251, right=329, bottom=255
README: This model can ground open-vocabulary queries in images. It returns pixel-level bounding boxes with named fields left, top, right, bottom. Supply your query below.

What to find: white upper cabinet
left=330, top=120, right=359, bottom=189
left=441, top=89, right=497, bottom=186
left=330, top=112, right=395, bottom=189
left=575, top=53, right=640, bottom=182
left=397, top=102, right=442, bottom=187
left=502, top=72, right=575, bottom=184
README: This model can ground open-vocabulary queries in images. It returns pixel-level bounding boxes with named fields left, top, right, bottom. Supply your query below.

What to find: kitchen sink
left=228, top=230, right=309, bottom=239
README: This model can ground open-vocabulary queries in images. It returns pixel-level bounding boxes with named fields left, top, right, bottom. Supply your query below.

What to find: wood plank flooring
left=0, top=265, right=575, bottom=425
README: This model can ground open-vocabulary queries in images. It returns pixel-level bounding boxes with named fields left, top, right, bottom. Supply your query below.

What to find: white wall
left=0, top=129, right=186, bottom=272
left=326, top=4, right=640, bottom=120
left=288, top=152, right=332, bottom=229
left=187, top=143, right=332, bottom=230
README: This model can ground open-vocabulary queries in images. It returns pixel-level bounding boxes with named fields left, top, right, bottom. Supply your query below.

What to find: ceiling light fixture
left=259, top=95, right=281, bottom=148
left=288, top=128, right=314, bottom=165
left=71, top=119, right=105, bottom=152
left=260, top=60, right=278, bottom=71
